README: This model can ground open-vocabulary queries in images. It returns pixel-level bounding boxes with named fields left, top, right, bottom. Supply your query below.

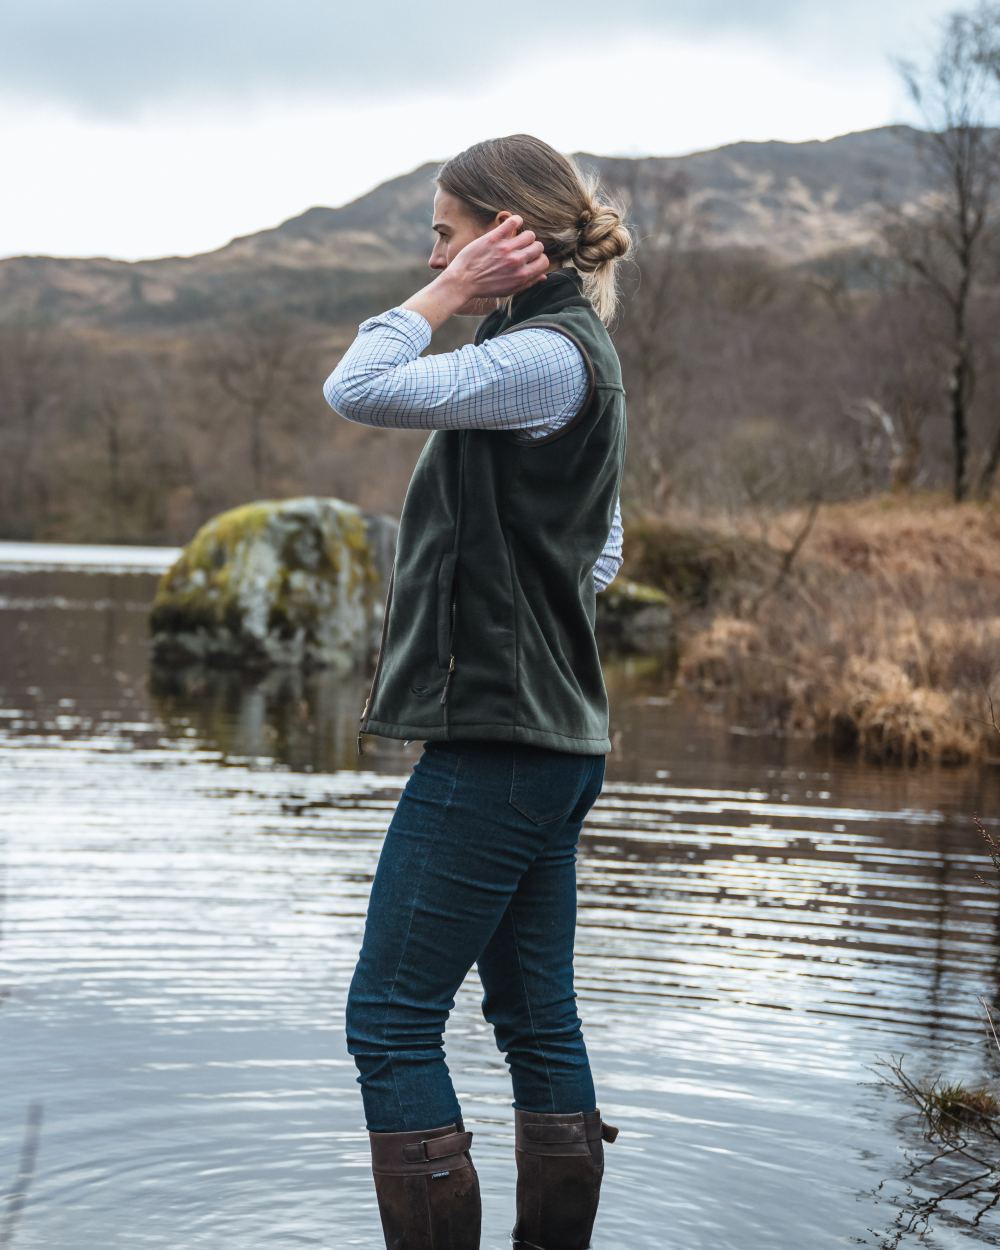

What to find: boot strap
left=516, top=1115, right=620, bottom=1152
left=401, top=1128, right=473, bottom=1163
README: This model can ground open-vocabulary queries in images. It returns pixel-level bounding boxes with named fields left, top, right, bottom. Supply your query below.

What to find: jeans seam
left=381, top=748, right=462, bottom=1125
left=509, top=903, right=555, bottom=1111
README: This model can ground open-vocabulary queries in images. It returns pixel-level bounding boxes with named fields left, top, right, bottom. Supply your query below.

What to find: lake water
left=1, top=541, right=998, bottom=1250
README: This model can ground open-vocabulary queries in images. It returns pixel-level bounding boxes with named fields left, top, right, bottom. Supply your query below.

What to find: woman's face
left=428, top=187, right=513, bottom=317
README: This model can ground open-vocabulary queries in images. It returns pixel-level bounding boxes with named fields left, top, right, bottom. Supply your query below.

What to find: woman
left=324, top=134, right=632, bottom=1250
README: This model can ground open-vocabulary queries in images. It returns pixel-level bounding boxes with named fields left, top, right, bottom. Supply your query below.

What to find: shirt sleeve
left=325, top=304, right=620, bottom=593
left=593, top=494, right=624, bottom=593
left=322, top=306, right=587, bottom=435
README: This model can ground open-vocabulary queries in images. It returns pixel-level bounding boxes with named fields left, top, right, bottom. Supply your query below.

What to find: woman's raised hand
left=447, top=215, right=549, bottom=298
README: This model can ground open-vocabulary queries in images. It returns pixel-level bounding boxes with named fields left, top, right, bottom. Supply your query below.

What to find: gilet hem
left=362, top=718, right=611, bottom=754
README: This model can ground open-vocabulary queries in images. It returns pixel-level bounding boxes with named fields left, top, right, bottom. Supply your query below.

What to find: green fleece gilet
left=357, top=266, right=627, bottom=756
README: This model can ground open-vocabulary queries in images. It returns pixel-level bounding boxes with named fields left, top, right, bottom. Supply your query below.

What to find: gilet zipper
left=439, top=433, right=466, bottom=723
left=357, top=562, right=395, bottom=758
left=440, top=593, right=457, bottom=710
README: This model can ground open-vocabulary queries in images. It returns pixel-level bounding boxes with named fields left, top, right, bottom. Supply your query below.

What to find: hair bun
left=574, top=203, right=632, bottom=273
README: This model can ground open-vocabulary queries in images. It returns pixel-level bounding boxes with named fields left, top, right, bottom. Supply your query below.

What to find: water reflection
left=0, top=543, right=998, bottom=1249
left=148, top=663, right=371, bottom=773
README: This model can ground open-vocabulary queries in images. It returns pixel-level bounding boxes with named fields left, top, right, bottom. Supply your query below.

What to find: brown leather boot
left=510, top=1107, right=619, bottom=1250
left=368, top=1116, right=481, bottom=1249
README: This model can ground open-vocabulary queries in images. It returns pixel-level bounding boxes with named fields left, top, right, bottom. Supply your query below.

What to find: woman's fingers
left=450, top=213, right=552, bottom=294
left=514, top=251, right=550, bottom=289
left=509, top=238, right=544, bottom=266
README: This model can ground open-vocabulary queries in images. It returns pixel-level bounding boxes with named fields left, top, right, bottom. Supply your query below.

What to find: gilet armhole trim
left=494, top=320, right=598, bottom=447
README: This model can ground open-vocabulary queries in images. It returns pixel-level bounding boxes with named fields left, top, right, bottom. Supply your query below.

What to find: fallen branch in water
left=865, top=1052, right=1000, bottom=1246
left=864, top=792, right=1000, bottom=1246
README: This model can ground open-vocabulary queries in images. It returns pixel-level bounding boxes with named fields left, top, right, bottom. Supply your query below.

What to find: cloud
left=0, top=0, right=953, bottom=121
left=0, top=21, right=930, bottom=262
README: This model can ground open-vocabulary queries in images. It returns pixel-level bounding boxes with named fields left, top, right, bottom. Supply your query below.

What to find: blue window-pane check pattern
left=323, top=305, right=624, bottom=592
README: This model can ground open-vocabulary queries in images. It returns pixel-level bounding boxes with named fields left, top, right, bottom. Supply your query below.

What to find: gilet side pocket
left=436, top=551, right=458, bottom=669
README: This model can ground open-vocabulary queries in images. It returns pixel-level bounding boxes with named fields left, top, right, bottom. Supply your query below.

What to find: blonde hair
left=435, top=134, right=634, bottom=326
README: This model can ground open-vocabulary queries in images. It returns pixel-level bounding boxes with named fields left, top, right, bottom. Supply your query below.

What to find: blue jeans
left=345, top=738, right=606, bottom=1132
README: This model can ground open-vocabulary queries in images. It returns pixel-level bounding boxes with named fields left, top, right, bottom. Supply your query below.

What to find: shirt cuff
left=357, top=306, right=433, bottom=355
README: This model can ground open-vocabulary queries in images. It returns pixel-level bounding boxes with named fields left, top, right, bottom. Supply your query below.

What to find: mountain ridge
left=0, top=125, right=948, bottom=330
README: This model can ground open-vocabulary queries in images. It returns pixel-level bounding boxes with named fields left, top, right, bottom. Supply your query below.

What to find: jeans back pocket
left=507, top=743, right=595, bottom=826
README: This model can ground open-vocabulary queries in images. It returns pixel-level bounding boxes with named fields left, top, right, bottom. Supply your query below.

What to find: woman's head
left=433, top=134, right=634, bottom=326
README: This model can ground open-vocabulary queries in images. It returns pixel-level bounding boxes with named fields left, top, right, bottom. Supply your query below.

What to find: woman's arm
left=323, top=306, right=587, bottom=435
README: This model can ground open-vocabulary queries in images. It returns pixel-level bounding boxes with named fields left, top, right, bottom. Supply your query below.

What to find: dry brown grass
left=629, top=492, right=1000, bottom=766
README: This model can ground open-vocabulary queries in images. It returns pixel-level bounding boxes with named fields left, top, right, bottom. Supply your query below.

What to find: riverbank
left=625, top=491, right=1000, bottom=767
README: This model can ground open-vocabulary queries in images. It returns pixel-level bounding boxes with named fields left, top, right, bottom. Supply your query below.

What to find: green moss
left=184, top=500, right=274, bottom=570
left=603, top=576, right=672, bottom=607
left=340, top=508, right=381, bottom=604
left=319, top=528, right=344, bottom=581
left=153, top=500, right=279, bottom=618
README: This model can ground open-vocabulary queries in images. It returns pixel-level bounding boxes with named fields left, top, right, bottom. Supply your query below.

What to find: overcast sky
left=0, top=0, right=960, bottom=262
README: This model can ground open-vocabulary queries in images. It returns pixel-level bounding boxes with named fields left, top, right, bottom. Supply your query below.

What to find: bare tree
left=974, top=6, right=1000, bottom=494
left=197, top=311, right=309, bottom=496
left=885, top=1, right=1000, bottom=501
left=611, top=169, right=703, bottom=514
left=75, top=357, right=134, bottom=541
left=817, top=250, right=939, bottom=493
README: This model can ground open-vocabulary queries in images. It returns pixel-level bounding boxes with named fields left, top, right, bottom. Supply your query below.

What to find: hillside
left=0, top=125, right=942, bottom=332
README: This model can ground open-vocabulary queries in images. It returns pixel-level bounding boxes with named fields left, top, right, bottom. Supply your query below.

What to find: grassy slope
left=625, top=491, right=1000, bottom=767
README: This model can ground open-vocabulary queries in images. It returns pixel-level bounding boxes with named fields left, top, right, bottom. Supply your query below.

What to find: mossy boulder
left=150, top=497, right=673, bottom=672
left=149, top=497, right=397, bottom=670
left=596, top=576, right=677, bottom=664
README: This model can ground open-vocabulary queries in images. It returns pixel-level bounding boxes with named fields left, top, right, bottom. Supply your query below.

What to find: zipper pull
left=357, top=702, right=368, bottom=757
left=439, top=654, right=456, bottom=705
